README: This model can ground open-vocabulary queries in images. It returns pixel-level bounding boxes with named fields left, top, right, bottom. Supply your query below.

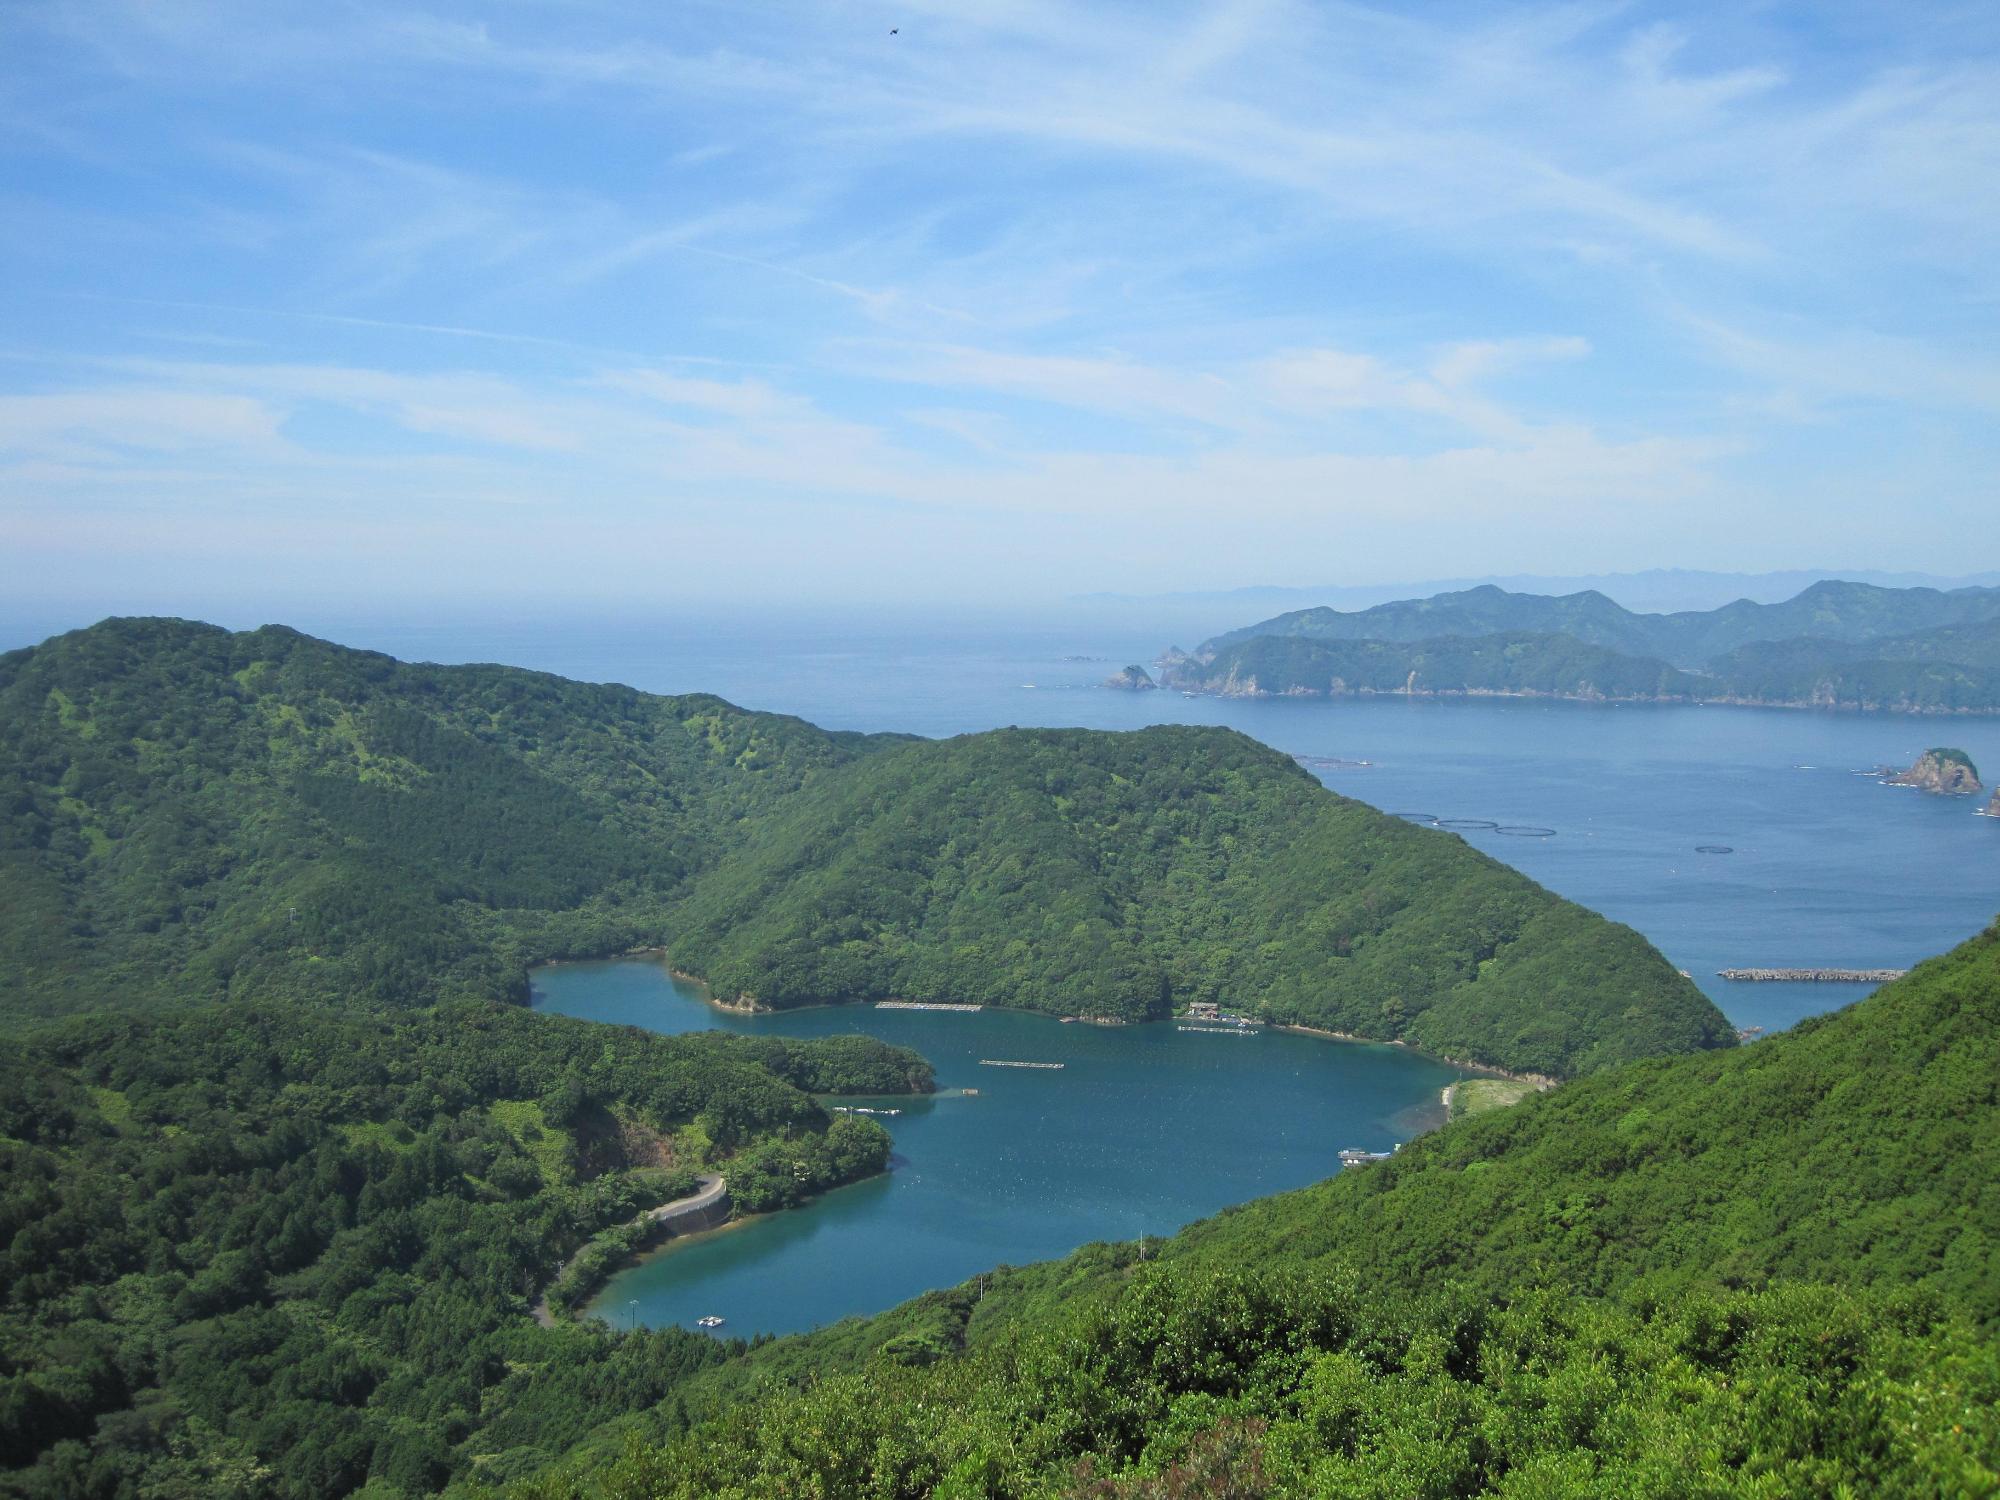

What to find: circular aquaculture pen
left=1435, top=818, right=1500, bottom=831
left=1390, top=812, right=1439, bottom=823
left=1695, top=844, right=1735, bottom=854
left=1493, top=825, right=1556, bottom=837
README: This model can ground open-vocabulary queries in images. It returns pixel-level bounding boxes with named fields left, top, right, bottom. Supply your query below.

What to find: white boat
left=696, top=1314, right=726, bottom=1328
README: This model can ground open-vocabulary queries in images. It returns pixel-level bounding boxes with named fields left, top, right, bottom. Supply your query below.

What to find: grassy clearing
left=487, top=1098, right=574, bottom=1185
left=1446, top=1077, right=1539, bottom=1120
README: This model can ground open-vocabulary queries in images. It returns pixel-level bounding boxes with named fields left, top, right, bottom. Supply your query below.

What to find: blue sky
left=4, top=0, right=1998, bottom=613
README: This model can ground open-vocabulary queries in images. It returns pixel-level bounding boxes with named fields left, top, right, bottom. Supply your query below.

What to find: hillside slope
left=1163, top=919, right=2000, bottom=1318
left=0, top=1001, right=931, bottom=1495
left=668, top=726, right=1731, bottom=1077
left=0, top=618, right=902, bottom=1020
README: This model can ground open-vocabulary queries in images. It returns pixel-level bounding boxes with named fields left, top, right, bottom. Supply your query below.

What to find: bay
left=529, top=961, right=1464, bottom=1340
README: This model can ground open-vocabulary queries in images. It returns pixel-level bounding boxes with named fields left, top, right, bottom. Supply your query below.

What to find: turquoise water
left=530, top=961, right=1464, bottom=1339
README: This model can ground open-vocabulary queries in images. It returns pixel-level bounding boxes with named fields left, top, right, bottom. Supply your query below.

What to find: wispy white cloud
left=5, top=0, right=1999, bottom=601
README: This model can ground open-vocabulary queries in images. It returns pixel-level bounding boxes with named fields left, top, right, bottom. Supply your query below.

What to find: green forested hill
left=0, top=619, right=1728, bottom=1079
left=0, top=1000, right=928, bottom=1497
left=1199, top=584, right=1666, bottom=657
left=1202, top=578, right=2000, bottom=665
left=0, top=618, right=901, bottom=1020
left=514, top=923, right=2000, bottom=1498
left=1182, top=581, right=2000, bottom=710
left=1708, top=627, right=2000, bottom=710
left=1164, top=631, right=1705, bottom=701
left=666, top=725, right=1729, bottom=1077
left=1175, top=617, right=2000, bottom=710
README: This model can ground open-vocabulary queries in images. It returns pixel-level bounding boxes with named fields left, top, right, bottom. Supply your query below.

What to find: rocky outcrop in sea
left=1102, top=665, right=1158, bottom=691
left=1886, top=748, right=1983, bottom=795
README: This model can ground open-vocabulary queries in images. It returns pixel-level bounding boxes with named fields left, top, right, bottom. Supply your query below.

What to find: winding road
left=532, top=1173, right=728, bottom=1327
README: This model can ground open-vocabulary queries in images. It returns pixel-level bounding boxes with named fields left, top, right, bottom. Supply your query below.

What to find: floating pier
left=1177, top=1024, right=1260, bottom=1035
left=875, top=1001, right=984, bottom=1012
left=1717, top=968, right=1907, bottom=983
left=979, top=1059, right=1064, bottom=1070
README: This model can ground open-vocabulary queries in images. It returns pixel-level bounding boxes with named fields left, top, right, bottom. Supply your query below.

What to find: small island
left=1887, top=747, right=1983, bottom=795
left=1102, top=664, right=1159, bottom=691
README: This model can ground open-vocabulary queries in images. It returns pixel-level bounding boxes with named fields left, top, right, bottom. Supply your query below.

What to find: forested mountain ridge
left=669, top=724, right=1730, bottom=1077
left=1200, top=579, right=2000, bottom=666
left=1164, top=631, right=1707, bottom=702
left=1, top=619, right=1730, bottom=1080
left=0, top=999, right=930, bottom=1496
left=1179, top=582, right=2000, bottom=710
left=508, top=920, right=2000, bottom=1498
left=0, top=617, right=903, bottom=1020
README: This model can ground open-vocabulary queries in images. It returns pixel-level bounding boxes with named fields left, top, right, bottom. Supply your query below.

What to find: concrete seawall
left=641, top=1174, right=732, bottom=1244
left=1718, top=968, right=1907, bottom=983
left=533, top=1175, right=731, bottom=1327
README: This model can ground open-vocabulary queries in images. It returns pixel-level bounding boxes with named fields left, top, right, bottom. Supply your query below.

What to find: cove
left=530, top=958, right=1468, bottom=1340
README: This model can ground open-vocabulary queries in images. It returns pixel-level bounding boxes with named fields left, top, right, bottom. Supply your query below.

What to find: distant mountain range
left=1161, top=580, right=2000, bottom=713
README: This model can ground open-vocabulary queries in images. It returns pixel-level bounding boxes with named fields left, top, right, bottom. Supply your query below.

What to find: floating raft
left=1718, top=968, right=1907, bottom=983
left=876, top=1001, right=983, bottom=1012
left=979, top=1059, right=1064, bottom=1070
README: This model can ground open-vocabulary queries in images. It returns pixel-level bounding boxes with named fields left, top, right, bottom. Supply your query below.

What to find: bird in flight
left=890, top=27, right=899, bottom=34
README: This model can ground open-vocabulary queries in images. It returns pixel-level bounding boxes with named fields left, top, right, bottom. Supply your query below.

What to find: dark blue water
left=531, top=961, right=1463, bottom=1339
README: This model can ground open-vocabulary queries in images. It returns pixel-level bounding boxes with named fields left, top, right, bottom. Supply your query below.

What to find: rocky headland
left=1886, top=748, right=1983, bottom=795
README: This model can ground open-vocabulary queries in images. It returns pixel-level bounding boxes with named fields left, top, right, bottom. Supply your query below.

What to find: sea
left=12, top=602, right=1997, bottom=1337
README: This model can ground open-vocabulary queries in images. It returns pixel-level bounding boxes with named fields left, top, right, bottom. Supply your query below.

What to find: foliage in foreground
left=0, top=1001, right=925, bottom=1497
left=504, top=1268, right=1999, bottom=1499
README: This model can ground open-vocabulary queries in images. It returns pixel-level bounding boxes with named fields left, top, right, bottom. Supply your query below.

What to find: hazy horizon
left=14, top=562, right=2000, bottom=667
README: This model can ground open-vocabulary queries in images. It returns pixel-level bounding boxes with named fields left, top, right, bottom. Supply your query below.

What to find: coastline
left=536, top=954, right=1572, bottom=1085
left=582, top=1164, right=903, bottom=1329
left=1272, top=1022, right=1555, bottom=1086
left=1152, top=681, right=2000, bottom=716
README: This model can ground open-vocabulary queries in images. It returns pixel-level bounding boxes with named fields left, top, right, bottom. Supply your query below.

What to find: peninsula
left=0, top=619, right=1733, bottom=1081
left=1161, top=579, right=2000, bottom=713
